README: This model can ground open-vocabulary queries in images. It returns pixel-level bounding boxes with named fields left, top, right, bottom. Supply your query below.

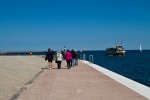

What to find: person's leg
left=50, top=60, right=53, bottom=69
left=48, top=59, right=53, bottom=69
left=60, top=61, right=62, bottom=69
left=57, top=61, right=59, bottom=69
left=70, top=59, right=72, bottom=66
left=68, top=60, right=72, bottom=68
left=72, top=59, right=76, bottom=67
left=57, top=61, right=61, bottom=69
left=66, top=60, right=69, bottom=68
left=48, top=62, right=52, bottom=69
left=75, top=59, right=78, bottom=66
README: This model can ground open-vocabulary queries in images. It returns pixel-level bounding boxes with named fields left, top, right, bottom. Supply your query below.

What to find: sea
left=1, top=50, right=150, bottom=87
left=79, top=50, right=150, bottom=87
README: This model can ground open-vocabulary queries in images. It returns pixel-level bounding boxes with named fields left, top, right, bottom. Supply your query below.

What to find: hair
left=48, top=48, right=51, bottom=52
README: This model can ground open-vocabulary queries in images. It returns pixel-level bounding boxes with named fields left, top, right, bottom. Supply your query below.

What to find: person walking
left=56, top=51, right=63, bottom=69
left=75, top=50, right=79, bottom=66
left=65, top=50, right=72, bottom=69
left=45, top=48, right=54, bottom=69
left=71, top=49, right=76, bottom=67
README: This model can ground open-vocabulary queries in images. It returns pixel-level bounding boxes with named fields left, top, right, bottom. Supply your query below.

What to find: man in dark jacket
left=45, top=48, right=54, bottom=69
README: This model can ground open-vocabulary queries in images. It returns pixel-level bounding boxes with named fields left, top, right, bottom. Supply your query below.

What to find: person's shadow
left=50, top=68, right=68, bottom=69
left=41, top=65, right=68, bottom=69
left=41, top=67, right=48, bottom=69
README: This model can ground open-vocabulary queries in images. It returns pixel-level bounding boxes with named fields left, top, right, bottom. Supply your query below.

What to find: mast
left=140, top=44, right=142, bottom=52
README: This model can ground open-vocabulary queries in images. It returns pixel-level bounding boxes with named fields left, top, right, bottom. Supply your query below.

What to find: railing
left=89, top=55, right=94, bottom=63
left=80, top=54, right=86, bottom=60
left=80, top=54, right=94, bottom=63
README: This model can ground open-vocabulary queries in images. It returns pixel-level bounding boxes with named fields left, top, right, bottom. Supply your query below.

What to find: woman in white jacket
left=56, top=51, right=63, bottom=69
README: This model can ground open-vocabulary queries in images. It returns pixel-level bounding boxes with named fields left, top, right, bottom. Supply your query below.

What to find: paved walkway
left=17, top=61, right=148, bottom=100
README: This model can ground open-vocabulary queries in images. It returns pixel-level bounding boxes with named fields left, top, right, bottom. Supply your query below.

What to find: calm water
left=80, top=50, right=150, bottom=87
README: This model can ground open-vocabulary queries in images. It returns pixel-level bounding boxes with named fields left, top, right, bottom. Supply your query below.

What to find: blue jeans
left=75, top=59, right=78, bottom=65
left=72, top=59, right=76, bottom=67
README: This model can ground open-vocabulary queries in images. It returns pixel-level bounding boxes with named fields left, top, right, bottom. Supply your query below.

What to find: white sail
left=140, top=45, right=142, bottom=52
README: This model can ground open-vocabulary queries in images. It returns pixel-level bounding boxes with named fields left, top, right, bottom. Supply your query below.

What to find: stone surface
left=17, top=60, right=148, bottom=100
left=0, top=56, right=47, bottom=100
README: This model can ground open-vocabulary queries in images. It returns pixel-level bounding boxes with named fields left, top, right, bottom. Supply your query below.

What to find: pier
left=0, top=51, right=47, bottom=55
left=12, top=59, right=149, bottom=100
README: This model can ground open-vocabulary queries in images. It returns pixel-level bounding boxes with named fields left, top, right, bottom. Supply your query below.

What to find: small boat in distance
left=106, top=43, right=126, bottom=56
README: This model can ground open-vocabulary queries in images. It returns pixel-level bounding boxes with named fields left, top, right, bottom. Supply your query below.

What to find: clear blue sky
left=0, top=0, right=150, bottom=51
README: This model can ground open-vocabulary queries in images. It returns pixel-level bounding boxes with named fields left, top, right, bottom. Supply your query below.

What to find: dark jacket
left=45, top=51, right=54, bottom=60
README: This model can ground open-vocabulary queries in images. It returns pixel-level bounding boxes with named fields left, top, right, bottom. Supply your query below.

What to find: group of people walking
left=45, top=48, right=79, bottom=69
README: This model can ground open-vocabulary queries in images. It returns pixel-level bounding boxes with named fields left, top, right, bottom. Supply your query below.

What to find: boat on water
left=106, top=43, right=126, bottom=56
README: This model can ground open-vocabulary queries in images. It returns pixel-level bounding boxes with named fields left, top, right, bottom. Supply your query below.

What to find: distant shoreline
left=0, top=49, right=150, bottom=56
left=0, top=51, right=47, bottom=55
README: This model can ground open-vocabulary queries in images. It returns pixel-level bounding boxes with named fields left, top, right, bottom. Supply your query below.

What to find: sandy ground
left=0, top=56, right=47, bottom=100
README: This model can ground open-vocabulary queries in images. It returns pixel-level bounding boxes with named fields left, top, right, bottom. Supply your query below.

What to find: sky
left=0, top=0, right=150, bottom=51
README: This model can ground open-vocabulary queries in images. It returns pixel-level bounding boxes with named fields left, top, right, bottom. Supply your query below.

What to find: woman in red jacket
left=65, top=50, right=72, bottom=69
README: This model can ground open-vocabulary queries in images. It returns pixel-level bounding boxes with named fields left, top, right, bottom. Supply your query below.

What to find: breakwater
left=0, top=51, right=47, bottom=56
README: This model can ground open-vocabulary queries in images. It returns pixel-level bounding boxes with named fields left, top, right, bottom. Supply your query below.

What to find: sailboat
left=140, top=44, right=142, bottom=52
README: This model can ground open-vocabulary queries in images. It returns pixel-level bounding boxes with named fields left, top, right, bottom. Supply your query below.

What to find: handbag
left=55, top=58, right=57, bottom=63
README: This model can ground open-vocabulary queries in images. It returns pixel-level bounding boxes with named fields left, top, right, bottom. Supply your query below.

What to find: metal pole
left=83, top=54, right=86, bottom=60
left=89, top=55, right=94, bottom=63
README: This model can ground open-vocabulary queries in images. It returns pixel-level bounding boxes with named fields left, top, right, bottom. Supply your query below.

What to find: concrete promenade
left=17, top=60, right=148, bottom=100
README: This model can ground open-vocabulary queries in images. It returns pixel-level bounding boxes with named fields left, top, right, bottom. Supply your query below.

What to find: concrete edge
left=80, top=60, right=150, bottom=99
